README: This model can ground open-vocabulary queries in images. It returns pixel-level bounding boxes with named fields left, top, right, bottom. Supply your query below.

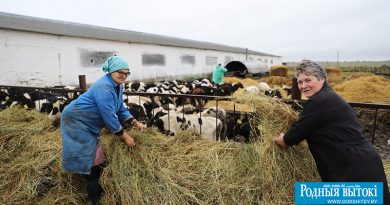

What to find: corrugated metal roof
left=0, top=11, right=279, bottom=57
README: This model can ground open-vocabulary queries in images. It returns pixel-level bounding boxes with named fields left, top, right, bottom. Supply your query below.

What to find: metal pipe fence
left=1, top=84, right=390, bottom=144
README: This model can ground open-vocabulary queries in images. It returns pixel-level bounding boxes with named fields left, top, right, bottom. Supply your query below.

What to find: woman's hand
left=120, top=132, right=136, bottom=147
left=274, top=133, right=287, bottom=149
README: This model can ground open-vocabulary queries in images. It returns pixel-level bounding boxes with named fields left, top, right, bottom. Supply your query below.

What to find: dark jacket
left=284, top=85, right=389, bottom=203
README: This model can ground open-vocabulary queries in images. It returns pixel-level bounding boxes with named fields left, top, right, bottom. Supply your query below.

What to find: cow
left=216, top=82, right=244, bottom=96
left=47, top=98, right=72, bottom=126
left=258, top=82, right=271, bottom=91
left=201, top=107, right=227, bottom=139
left=151, top=113, right=223, bottom=141
left=125, top=81, right=146, bottom=92
left=225, top=112, right=260, bottom=143
left=243, top=85, right=260, bottom=93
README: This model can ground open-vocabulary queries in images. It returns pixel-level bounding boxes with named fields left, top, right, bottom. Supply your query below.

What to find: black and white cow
left=151, top=112, right=223, bottom=140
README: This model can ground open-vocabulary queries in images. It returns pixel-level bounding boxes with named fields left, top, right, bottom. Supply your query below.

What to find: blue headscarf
left=102, top=56, right=129, bottom=73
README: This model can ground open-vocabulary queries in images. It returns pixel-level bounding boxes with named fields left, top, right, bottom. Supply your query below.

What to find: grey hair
left=295, top=59, right=328, bottom=84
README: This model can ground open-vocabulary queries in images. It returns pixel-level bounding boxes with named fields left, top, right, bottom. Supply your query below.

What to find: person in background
left=212, top=63, right=228, bottom=86
left=274, top=59, right=389, bottom=204
left=61, top=55, right=146, bottom=205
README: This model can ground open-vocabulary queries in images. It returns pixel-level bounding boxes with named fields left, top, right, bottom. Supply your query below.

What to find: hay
left=0, top=107, right=85, bottom=205
left=99, top=94, right=320, bottom=205
left=384, top=161, right=390, bottom=188
left=270, top=65, right=288, bottom=77
left=224, top=77, right=259, bottom=87
left=333, top=74, right=390, bottom=103
left=325, top=67, right=342, bottom=75
left=1, top=96, right=321, bottom=204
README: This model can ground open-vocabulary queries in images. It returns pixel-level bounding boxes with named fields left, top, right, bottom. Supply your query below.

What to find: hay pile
left=224, top=77, right=258, bottom=87
left=1, top=95, right=321, bottom=204
left=270, top=65, right=288, bottom=77
left=325, top=67, right=342, bottom=75
left=0, top=107, right=85, bottom=204
left=385, top=161, right=390, bottom=188
left=333, top=73, right=390, bottom=103
left=100, top=94, right=319, bottom=204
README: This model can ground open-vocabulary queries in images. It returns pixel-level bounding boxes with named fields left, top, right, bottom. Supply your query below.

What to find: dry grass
left=270, top=65, right=288, bottom=77
left=333, top=73, right=390, bottom=103
left=1, top=97, right=321, bottom=205
left=0, top=107, right=85, bottom=205
left=1, top=72, right=390, bottom=204
left=325, top=67, right=342, bottom=75
left=384, top=161, right=390, bottom=188
left=100, top=94, right=319, bottom=205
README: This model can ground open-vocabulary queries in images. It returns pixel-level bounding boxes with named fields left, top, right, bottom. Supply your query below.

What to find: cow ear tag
left=237, top=118, right=242, bottom=124
left=5, top=96, right=9, bottom=100
left=23, top=104, right=29, bottom=109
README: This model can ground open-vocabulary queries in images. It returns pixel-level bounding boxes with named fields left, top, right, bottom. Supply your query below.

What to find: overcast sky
left=1, top=0, right=389, bottom=62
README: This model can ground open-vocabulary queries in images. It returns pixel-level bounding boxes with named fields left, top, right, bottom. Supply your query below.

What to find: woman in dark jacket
left=274, top=59, right=389, bottom=204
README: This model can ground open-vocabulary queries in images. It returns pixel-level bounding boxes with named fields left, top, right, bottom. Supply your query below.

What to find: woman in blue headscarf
left=61, top=55, right=146, bottom=205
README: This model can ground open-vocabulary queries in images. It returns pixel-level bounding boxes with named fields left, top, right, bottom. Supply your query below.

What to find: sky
left=1, top=0, right=389, bottom=62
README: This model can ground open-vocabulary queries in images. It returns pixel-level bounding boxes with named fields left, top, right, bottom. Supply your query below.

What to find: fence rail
left=342, top=66, right=390, bottom=76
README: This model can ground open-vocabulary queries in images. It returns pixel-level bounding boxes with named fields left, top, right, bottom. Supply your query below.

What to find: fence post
left=78, top=75, right=87, bottom=90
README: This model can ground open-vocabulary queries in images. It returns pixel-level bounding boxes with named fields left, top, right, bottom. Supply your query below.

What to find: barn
left=0, top=11, right=282, bottom=87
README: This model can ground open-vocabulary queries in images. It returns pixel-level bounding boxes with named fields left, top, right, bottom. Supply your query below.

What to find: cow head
left=48, top=99, right=69, bottom=126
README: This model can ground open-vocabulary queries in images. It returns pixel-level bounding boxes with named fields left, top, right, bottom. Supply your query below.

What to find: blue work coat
left=61, top=74, right=132, bottom=174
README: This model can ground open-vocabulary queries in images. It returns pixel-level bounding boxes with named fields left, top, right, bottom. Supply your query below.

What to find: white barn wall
left=0, top=30, right=61, bottom=86
left=0, top=29, right=282, bottom=87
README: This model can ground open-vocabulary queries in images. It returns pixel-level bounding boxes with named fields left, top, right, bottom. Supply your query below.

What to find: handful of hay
left=0, top=95, right=321, bottom=205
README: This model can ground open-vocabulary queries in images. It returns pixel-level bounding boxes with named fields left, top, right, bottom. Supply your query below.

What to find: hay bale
left=325, top=67, right=342, bottom=75
left=270, top=65, right=288, bottom=77
left=266, top=76, right=291, bottom=87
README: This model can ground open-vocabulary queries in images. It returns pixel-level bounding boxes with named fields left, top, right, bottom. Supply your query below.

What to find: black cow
left=216, top=82, right=244, bottom=96
left=225, top=112, right=260, bottom=143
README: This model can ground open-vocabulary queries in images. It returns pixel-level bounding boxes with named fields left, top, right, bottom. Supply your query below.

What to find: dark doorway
left=225, top=61, right=248, bottom=78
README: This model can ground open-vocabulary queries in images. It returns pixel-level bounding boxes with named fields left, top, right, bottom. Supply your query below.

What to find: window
left=79, top=50, right=116, bottom=67
left=142, top=54, right=165, bottom=66
left=180, top=55, right=195, bottom=65
left=206, top=56, right=217, bottom=65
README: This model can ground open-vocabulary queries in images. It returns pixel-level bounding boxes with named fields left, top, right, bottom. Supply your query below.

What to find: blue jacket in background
left=61, top=73, right=132, bottom=174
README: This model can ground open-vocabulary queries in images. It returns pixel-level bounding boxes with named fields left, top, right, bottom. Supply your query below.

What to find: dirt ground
left=356, top=108, right=390, bottom=161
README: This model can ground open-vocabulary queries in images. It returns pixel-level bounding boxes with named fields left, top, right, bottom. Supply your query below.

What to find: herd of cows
left=0, top=78, right=291, bottom=143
